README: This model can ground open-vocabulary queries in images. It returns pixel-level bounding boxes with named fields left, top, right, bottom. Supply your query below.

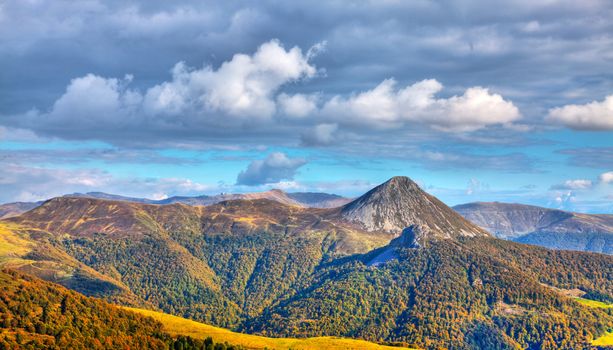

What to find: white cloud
left=277, top=93, right=318, bottom=118
left=0, top=163, right=216, bottom=203
left=599, top=171, right=613, bottom=184
left=144, top=39, right=316, bottom=119
left=46, top=74, right=142, bottom=127
left=547, top=95, right=613, bottom=131
left=321, top=78, right=521, bottom=132
left=236, top=152, right=307, bottom=186
left=550, top=179, right=593, bottom=190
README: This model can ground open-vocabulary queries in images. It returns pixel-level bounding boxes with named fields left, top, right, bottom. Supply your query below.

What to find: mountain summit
left=340, top=176, right=490, bottom=242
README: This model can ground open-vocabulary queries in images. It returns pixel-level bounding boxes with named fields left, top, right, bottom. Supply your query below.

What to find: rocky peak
left=340, top=176, right=490, bottom=241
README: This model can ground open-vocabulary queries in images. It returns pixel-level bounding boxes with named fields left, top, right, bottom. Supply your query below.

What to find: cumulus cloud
left=550, top=171, right=613, bottom=192
left=39, top=74, right=142, bottom=131
left=321, top=78, right=521, bottom=132
left=547, top=95, right=613, bottom=130
left=236, top=152, right=307, bottom=185
left=144, top=39, right=317, bottom=119
left=277, top=93, right=318, bottom=118
left=14, top=39, right=318, bottom=139
left=599, top=171, right=613, bottom=184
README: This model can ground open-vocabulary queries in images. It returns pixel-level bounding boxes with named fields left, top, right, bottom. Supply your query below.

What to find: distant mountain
left=286, top=192, right=353, bottom=208
left=0, top=201, right=42, bottom=219
left=93, top=189, right=351, bottom=208
left=0, top=190, right=351, bottom=218
left=340, top=176, right=490, bottom=243
left=454, top=202, right=613, bottom=254
left=1, top=177, right=612, bottom=349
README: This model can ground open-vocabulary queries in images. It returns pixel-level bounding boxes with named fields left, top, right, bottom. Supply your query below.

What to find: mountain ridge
left=454, top=201, right=613, bottom=254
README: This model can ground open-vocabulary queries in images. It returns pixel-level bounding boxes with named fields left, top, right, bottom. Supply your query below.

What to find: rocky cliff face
left=340, top=176, right=490, bottom=240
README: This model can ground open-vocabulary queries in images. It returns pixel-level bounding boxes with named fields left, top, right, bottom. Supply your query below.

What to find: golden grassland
left=593, top=331, right=613, bottom=346
left=125, top=307, right=416, bottom=350
left=575, top=297, right=613, bottom=309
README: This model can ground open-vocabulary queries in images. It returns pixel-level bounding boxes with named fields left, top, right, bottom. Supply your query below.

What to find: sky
left=0, top=0, right=612, bottom=212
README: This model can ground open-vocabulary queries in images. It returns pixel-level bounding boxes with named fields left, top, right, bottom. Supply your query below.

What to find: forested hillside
left=1, top=177, right=612, bottom=349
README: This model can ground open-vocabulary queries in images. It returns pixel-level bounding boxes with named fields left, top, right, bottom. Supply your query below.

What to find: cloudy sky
left=1, top=0, right=612, bottom=212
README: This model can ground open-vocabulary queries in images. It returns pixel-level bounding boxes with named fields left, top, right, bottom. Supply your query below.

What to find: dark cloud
left=236, top=152, right=306, bottom=185
left=0, top=148, right=199, bottom=165
left=558, top=147, right=613, bottom=168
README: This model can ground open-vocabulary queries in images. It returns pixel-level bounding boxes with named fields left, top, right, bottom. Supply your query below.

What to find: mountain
left=286, top=192, right=353, bottom=208
left=0, top=201, right=42, bottom=219
left=1, top=176, right=612, bottom=349
left=339, top=176, right=490, bottom=243
left=454, top=202, right=613, bottom=254
left=0, top=190, right=352, bottom=218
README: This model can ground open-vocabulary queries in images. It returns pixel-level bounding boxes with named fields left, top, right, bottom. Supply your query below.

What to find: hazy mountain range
left=0, top=176, right=611, bottom=349
left=454, top=202, right=613, bottom=254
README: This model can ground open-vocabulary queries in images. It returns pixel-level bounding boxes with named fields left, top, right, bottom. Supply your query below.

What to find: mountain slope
left=339, top=176, right=490, bottom=242
left=249, top=236, right=613, bottom=349
left=0, top=201, right=42, bottom=219
left=3, top=196, right=393, bottom=326
left=0, top=269, right=169, bottom=349
left=1, top=177, right=612, bottom=349
left=454, top=202, right=613, bottom=254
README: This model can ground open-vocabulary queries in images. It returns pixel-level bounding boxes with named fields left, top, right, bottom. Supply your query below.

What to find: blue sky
left=0, top=0, right=612, bottom=212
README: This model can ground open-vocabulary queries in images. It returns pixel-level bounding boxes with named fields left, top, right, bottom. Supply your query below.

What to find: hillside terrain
left=454, top=202, right=613, bottom=254
left=0, top=190, right=353, bottom=220
left=0, top=269, right=168, bottom=349
left=0, top=177, right=612, bottom=349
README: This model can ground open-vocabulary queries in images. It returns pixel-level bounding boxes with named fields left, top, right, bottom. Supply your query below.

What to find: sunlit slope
left=593, top=331, right=613, bottom=346
left=126, top=307, right=415, bottom=350
left=578, top=298, right=613, bottom=347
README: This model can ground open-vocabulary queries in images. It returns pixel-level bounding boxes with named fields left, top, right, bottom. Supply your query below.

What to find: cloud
left=0, top=163, right=217, bottom=203
left=277, top=93, right=318, bottom=118
left=18, top=74, right=142, bottom=136
left=550, top=179, right=593, bottom=190
left=321, top=79, right=521, bottom=132
left=301, top=123, right=338, bottom=146
left=143, top=39, right=317, bottom=119
left=236, top=152, right=307, bottom=185
left=547, top=95, right=613, bottom=130
left=12, top=39, right=318, bottom=140
left=550, top=171, right=613, bottom=192
left=599, top=171, right=613, bottom=184
left=557, top=147, right=613, bottom=168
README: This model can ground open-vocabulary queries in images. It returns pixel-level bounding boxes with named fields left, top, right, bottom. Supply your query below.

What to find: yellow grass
left=125, top=307, right=416, bottom=350
left=592, top=331, right=613, bottom=346
left=575, top=297, right=613, bottom=309
left=0, top=222, right=33, bottom=259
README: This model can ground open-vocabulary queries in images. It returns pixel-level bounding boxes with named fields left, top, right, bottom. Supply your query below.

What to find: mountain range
left=3, top=185, right=611, bottom=256
left=454, top=202, right=613, bottom=254
left=0, top=176, right=611, bottom=349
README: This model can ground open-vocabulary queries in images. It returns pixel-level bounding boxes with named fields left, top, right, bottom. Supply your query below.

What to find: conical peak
left=381, top=176, right=421, bottom=191
left=340, top=176, right=491, bottom=240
